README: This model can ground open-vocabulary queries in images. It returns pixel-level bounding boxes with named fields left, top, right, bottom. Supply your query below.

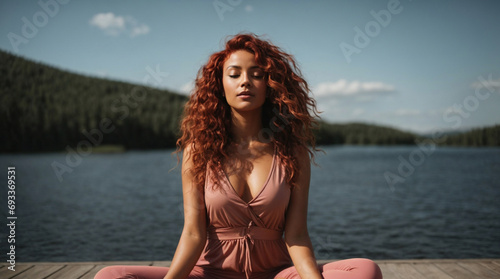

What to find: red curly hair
left=176, top=33, right=319, bottom=190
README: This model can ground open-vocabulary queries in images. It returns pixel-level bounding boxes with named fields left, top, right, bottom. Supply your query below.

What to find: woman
left=95, top=34, right=382, bottom=279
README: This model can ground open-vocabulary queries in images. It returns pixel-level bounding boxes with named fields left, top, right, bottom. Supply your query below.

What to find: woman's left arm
left=284, top=147, right=323, bottom=279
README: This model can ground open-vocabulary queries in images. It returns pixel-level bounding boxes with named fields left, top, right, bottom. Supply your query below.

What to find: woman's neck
left=230, top=108, right=263, bottom=144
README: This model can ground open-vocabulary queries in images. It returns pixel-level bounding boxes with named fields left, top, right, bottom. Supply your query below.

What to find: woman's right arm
left=164, top=146, right=207, bottom=279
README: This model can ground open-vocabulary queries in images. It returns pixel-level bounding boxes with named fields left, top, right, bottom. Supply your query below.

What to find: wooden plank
left=411, top=263, right=454, bottom=279
left=378, top=259, right=499, bottom=264
left=6, top=259, right=500, bottom=279
left=152, top=261, right=171, bottom=267
left=78, top=265, right=107, bottom=279
left=0, top=264, right=34, bottom=279
left=377, top=263, right=400, bottom=279
left=385, top=263, right=425, bottom=279
left=376, top=259, right=456, bottom=264
left=45, top=265, right=96, bottom=279
left=482, top=261, right=500, bottom=273
left=11, top=265, right=64, bottom=279
left=458, top=262, right=500, bottom=278
left=435, top=262, right=477, bottom=279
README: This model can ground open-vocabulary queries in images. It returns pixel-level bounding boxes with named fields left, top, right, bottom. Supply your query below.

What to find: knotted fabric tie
left=208, top=222, right=282, bottom=279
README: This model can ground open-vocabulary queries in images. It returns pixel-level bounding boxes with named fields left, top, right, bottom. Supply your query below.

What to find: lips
left=237, top=91, right=253, bottom=97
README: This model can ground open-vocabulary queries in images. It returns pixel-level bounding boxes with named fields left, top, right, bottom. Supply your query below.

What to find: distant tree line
left=1, top=50, right=498, bottom=153
left=437, top=125, right=500, bottom=147
left=314, top=121, right=417, bottom=146
left=0, top=50, right=187, bottom=153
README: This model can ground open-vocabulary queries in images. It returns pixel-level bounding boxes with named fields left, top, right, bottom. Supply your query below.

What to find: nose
left=240, top=72, right=251, bottom=88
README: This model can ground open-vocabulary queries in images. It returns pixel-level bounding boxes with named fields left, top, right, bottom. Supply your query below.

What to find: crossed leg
left=93, top=265, right=206, bottom=279
left=274, top=258, right=383, bottom=279
left=94, top=258, right=382, bottom=279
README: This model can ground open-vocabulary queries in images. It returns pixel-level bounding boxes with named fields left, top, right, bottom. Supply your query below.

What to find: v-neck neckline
left=222, top=150, right=276, bottom=205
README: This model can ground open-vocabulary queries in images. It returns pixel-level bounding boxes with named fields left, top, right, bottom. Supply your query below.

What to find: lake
left=0, top=146, right=499, bottom=262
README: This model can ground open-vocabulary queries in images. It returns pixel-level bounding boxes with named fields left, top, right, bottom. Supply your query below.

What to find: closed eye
left=228, top=73, right=264, bottom=79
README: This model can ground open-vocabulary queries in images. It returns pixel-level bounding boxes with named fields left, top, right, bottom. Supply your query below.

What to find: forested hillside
left=1, top=50, right=497, bottom=153
left=0, top=50, right=187, bottom=152
left=439, top=125, right=500, bottom=147
left=315, top=121, right=417, bottom=145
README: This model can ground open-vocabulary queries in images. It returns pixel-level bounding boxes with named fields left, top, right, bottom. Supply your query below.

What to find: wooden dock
left=1, top=259, right=499, bottom=279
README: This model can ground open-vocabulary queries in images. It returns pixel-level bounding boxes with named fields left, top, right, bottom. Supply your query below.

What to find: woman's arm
left=284, top=147, right=323, bottom=279
left=164, top=146, right=207, bottom=279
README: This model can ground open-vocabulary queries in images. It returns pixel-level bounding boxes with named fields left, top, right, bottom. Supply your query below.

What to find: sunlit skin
left=219, top=50, right=323, bottom=278
left=221, top=50, right=274, bottom=203
left=223, top=50, right=267, bottom=113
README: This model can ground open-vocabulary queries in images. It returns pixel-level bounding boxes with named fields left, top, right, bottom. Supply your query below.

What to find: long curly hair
left=176, top=33, right=319, bottom=190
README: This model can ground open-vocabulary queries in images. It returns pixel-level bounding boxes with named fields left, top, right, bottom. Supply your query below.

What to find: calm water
left=0, top=146, right=499, bottom=262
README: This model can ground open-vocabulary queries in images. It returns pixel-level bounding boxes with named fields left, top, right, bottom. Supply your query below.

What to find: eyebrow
left=225, top=65, right=262, bottom=70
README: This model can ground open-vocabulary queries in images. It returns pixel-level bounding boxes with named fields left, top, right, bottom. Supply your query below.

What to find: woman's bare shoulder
left=294, top=145, right=311, bottom=162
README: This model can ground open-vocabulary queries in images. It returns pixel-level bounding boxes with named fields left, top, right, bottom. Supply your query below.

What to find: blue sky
left=1, top=0, right=499, bottom=134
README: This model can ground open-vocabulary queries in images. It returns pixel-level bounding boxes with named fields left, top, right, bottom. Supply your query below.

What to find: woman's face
left=222, top=50, right=267, bottom=113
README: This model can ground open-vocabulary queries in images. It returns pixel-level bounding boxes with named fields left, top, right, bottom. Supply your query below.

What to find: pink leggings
left=94, top=258, right=383, bottom=279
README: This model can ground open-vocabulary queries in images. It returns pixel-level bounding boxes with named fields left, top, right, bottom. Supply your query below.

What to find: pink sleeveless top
left=196, top=151, right=293, bottom=278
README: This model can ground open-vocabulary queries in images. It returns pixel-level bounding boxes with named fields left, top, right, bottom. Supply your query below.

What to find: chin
left=231, top=105, right=263, bottom=113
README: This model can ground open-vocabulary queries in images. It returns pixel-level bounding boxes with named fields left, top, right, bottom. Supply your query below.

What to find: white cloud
left=89, top=13, right=150, bottom=37
left=130, top=24, right=150, bottom=37
left=245, top=5, right=254, bottom=12
left=314, top=79, right=395, bottom=99
left=180, top=81, right=195, bottom=95
left=90, top=13, right=124, bottom=29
